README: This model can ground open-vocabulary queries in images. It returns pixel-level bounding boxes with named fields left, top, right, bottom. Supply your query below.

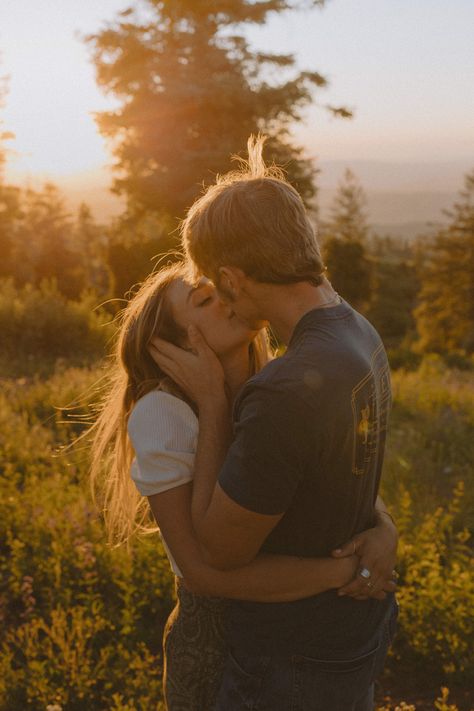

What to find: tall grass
left=0, top=358, right=472, bottom=708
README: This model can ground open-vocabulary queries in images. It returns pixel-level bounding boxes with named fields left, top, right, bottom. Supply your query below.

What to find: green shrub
left=0, top=363, right=473, bottom=707
left=380, top=360, right=474, bottom=685
left=383, top=358, right=474, bottom=529
left=0, top=369, right=174, bottom=709
left=391, top=483, right=473, bottom=678
left=376, top=686, right=460, bottom=710
left=0, top=279, right=113, bottom=376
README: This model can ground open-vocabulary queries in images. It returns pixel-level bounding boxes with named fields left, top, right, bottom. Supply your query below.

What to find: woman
left=90, top=261, right=396, bottom=710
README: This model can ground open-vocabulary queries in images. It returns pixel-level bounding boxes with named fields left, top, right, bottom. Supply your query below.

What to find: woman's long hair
left=89, top=260, right=272, bottom=548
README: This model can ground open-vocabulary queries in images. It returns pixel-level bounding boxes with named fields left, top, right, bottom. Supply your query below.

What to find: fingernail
left=334, top=549, right=342, bottom=554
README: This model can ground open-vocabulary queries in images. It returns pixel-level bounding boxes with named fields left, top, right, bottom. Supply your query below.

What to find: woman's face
left=165, top=276, right=259, bottom=356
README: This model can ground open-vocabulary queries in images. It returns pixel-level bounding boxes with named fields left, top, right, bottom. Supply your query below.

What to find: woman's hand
left=332, top=513, right=398, bottom=600
left=149, top=325, right=227, bottom=411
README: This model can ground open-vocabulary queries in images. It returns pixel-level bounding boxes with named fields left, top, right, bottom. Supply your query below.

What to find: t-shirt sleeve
left=218, top=386, right=309, bottom=515
left=127, top=390, right=198, bottom=496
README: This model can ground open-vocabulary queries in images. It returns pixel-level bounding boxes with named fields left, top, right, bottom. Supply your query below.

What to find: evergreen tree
left=0, top=70, right=17, bottom=277
left=414, top=169, right=474, bottom=355
left=0, top=71, right=14, bottom=180
left=75, top=203, right=110, bottom=296
left=323, top=238, right=372, bottom=311
left=322, top=169, right=372, bottom=310
left=0, top=184, right=21, bottom=280
left=107, top=213, right=179, bottom=299
left=15, top=184, right=85, bottom=298
left=325, top=168, right=369, bottom=244
left=86, top=0, right=349, bottom=220
left=366, top=248, right=419, bottom=348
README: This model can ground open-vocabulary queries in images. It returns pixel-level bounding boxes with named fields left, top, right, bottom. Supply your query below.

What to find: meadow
left=0, top=351, right=473, bottom=710
left=0, top=252, right=472, bottom=708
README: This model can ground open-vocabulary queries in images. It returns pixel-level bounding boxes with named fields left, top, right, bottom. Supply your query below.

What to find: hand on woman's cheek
left=149, top=326, right=227, bottom=410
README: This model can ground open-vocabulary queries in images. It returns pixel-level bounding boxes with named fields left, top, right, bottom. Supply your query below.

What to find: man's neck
left=260, top=278, right=339, bottom=345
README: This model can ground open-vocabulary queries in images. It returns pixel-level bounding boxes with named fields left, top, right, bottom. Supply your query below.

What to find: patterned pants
left=162, top=577, right=230, bottom=710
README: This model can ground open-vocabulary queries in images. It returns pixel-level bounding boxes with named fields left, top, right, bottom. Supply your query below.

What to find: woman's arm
left=147, top=483, right=359, bottom=602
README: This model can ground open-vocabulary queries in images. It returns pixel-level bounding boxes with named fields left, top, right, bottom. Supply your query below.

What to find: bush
left=392, top=483, right=473, bottom=678
left=381, top=360, right=474, bottom=686
left=383, top=358, right=474, bottom=529
left=376, top=686, right=460, bottom=710
left=0, top=368, right=174, bottom=709
left=0, top=279, right=113, bottom=376
left=0, top=363, right=473, bottom=707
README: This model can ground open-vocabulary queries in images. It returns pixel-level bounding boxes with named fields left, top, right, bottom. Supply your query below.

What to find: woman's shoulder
left=128, top=389, right=198, bottom=438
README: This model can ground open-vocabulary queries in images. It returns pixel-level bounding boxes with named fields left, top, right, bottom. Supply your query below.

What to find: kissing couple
left=91, top=135, right=398, bottom=710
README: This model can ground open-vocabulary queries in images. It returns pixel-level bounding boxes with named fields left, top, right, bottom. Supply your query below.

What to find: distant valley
left=7, top=158, right=471, bottom=241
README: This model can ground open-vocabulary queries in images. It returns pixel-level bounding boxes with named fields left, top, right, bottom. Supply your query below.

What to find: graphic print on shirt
left=351, top=343, right=391, bottom=477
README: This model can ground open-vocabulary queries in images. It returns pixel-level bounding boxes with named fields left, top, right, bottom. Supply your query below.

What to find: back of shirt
left=218, top=300, right=393, bottom=656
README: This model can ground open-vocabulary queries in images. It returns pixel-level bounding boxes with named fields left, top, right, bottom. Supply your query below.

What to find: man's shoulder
left=244, top=351, right=302, bottom=396
left=235, top=354, right=309, bottom=421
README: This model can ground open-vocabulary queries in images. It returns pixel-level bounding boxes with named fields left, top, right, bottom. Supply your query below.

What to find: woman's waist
left=175, top=576, right=231, bottom=611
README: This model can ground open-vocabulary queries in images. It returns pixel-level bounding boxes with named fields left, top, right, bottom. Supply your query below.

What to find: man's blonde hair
left=181, top=135, right=324, bottom=287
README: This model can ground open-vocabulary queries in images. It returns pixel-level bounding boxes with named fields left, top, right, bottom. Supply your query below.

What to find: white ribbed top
left=128, top=389, right=199, bottom=577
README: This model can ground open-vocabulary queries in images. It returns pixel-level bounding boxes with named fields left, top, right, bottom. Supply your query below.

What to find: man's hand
left=332, top=513, right=398, bottom=600
left=149, top=326, right=227, bottom=411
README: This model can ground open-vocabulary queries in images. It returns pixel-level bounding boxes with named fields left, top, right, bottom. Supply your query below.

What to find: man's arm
left=149, top=329, right=399, bottom=588
left=190, top=394, right=284, bottom=570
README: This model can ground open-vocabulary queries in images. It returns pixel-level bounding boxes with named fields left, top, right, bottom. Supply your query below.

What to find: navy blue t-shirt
left=218, top=299, right=393, bottom=656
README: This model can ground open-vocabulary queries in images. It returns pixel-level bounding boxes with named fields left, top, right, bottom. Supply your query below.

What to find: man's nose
left=219, top=298, right=233, bottom=317
left=217, top=292, right=231, bottom=306
left=217, top=291, right=230, bottom=306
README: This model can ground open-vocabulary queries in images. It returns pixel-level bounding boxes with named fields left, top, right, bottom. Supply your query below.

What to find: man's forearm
left=190, top=397, right=231, bottom=537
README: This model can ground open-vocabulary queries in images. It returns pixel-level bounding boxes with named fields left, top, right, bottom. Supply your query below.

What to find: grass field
left=0, top=357, right=473, bottom=710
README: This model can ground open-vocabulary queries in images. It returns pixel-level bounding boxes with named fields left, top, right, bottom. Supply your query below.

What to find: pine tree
left=0, top=71, right=17, bottom=277
left=15, top=184, right=85, bottom=298
left=106, top=213, right=179, bottom=299
left=75, top=203, right=110, bottom=295
left=325, top=168, right=369, bottom=244
left=366, top=258, right=419, bottom=348
left=86, top=0, right=349, bottom=221
left=322, top=169, right=372, bottom=310
left=414, top=169, right=474, bottom=355
left=0, top=72, right=14, bottom=180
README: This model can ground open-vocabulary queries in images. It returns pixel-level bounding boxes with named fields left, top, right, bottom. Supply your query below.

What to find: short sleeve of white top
left=127, top=390, right=198, bottom=577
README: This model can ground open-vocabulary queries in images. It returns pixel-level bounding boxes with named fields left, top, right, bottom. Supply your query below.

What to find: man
left=151, top=136, right=398, bottom=710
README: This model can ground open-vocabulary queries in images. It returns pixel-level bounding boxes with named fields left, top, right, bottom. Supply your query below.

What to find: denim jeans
left=214, top=599, right=398, bottom=711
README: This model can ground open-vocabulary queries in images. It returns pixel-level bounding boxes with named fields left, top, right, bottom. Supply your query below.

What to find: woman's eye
left=197, top=297, right=212, bottom=307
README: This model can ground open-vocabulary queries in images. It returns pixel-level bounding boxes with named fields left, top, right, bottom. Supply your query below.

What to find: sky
left=0, top=0, right=473, bottom=194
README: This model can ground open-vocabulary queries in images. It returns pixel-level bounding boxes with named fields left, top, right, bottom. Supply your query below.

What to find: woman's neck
left=219, top=346, right=252, bottom=402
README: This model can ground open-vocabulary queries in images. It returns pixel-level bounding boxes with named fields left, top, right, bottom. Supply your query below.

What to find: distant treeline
left=0, top=165, right=473, bottom=375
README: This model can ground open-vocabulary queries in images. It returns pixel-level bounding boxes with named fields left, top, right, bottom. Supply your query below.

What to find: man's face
left=213, top=269, right=269, bottom=331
